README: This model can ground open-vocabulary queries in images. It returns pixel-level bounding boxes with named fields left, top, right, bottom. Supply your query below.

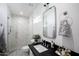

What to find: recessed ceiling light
left=20, top=11, right=23, bottom=15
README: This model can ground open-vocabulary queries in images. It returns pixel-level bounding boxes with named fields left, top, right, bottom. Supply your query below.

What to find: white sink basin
left=34, top=44, right=48, bottom=53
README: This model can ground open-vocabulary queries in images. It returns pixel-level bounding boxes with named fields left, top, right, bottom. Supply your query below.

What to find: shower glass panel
left=7, top=18, right=17, bottom=52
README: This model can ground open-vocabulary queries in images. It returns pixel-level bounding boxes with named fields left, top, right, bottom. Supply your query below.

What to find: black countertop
left=28, top=43, right=79, bottom=56
left=28, top=43, right=58, bottom=56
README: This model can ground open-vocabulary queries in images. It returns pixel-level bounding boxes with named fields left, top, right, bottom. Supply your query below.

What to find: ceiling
left=7, top=3, right=41, bottom=18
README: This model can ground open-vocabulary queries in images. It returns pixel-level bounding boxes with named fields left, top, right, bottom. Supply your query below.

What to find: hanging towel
left=59, top=20, right=72, bottom=37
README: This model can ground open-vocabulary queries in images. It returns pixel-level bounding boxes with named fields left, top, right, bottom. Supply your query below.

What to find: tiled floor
left=8, top=49, right=29, bottom=56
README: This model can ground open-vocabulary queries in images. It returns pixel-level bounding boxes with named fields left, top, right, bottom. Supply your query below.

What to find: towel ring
left=59, top=11, right=73, bottom=26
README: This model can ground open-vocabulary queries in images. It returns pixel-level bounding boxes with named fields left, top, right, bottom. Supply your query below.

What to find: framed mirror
left=43, top=6, right=56, bottom=39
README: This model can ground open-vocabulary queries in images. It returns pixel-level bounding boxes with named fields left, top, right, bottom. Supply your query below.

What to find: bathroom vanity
left=28, top=42, right=79, bottom=56
left=28, top=42, right=58, bottom=56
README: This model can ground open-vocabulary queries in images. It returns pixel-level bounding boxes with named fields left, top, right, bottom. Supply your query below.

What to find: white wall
left=28, top=16, right=33, bottom=43
left=29, top=3, right=79, bottom=53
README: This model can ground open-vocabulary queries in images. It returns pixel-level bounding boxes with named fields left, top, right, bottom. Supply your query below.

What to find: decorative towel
left=59, top=20, right=72, bottom=37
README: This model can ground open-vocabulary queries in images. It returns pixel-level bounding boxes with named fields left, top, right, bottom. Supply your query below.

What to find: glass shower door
left=7, top=18, right=18, bottom=52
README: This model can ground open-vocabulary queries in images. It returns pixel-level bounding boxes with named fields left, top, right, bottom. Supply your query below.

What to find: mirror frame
left=43, top=6, right=57, bottom=39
